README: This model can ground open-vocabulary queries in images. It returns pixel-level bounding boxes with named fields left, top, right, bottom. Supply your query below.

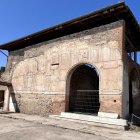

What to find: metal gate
left=69, top=90, right=100, bottom=114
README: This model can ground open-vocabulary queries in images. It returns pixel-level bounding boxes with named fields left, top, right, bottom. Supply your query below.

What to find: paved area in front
left=0, top=116, right=111, bottom=140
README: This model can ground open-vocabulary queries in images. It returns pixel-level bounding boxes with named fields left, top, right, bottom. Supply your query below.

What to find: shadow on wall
left=10, top=86, right=20, bottom=113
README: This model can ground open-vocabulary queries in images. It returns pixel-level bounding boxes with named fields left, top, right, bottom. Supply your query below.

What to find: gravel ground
left=0, top=116, right=112, bottom=140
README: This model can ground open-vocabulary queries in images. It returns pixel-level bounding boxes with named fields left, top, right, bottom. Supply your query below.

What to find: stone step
left=0, top=110, right=13, bottom=114
left=50, top=113, right=128, bottom=130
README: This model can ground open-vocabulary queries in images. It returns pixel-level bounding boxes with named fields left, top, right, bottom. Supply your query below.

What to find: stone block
left=98, top=112, right=119, bottom=119
left=60, top=112, right=127, bottom=126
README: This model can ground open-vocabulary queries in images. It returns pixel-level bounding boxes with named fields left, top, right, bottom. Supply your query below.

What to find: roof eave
left=0, top=2, right=140, bottom=51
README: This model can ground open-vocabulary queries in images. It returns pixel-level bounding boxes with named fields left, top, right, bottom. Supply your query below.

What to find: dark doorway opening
left=0, top=91, right=4, bottom=109
left=69, top=64, right=100, bottom=115
left=129, top=80, right=133, bottom=115
left=129, top=69, right=140, bottom=117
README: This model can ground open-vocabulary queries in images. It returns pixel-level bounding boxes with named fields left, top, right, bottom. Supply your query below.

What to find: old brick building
left=0, top=2, right=140, bottom=126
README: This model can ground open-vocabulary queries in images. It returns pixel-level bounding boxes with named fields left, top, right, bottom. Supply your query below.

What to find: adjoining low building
left=0, top=2, right=140, bottom=126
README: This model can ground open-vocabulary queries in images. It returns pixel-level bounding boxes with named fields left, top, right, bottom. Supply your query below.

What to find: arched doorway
left=129, top=69, right=140, bottom=116
left=69, top=64, right=100, bottom=115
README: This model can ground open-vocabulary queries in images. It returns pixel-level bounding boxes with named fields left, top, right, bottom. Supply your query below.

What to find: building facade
left=0, top=3, right=140, bottom=121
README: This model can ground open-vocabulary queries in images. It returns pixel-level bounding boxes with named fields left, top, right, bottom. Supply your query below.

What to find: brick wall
left=3, top=20, right=125, bottom=117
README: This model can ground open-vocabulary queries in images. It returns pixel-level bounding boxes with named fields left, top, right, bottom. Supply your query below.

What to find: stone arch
left=65, top=63, right=100, bottom=115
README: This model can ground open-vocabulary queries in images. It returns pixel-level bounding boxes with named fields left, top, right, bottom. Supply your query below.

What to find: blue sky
left=0, top=0, right=140, bottom=66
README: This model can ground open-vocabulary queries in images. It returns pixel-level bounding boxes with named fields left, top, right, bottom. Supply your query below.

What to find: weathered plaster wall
left=4, top=20, right=124, bottom=117
left=123, top=50, right=140, bottom=118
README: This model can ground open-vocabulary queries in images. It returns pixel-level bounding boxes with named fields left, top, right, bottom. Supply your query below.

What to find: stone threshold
left=50, top=112, right=128, bottom=130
